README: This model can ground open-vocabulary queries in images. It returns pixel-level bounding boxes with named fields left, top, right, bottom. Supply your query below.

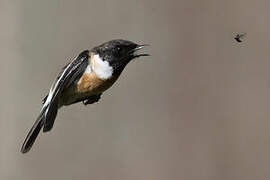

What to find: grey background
left=1, top=0, right=270, bottom=179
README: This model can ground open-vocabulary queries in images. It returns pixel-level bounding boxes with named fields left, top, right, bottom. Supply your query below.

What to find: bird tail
left=21, top=90, right=60, bottom=153
left=21, top=107, right=46, bottom=153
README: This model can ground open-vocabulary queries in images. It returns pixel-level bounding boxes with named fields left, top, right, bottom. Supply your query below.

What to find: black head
left=92, top=39, right=149, bottom=74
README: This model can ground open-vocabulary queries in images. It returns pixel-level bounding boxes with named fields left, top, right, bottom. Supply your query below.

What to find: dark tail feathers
left=43, top=98, right=58, bottom=132
left=21, top=99, right=59, bottom=153
left=21, top=108, right=46, bottom=153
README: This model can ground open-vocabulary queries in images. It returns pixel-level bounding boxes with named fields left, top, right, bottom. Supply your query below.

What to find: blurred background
left=1, top=0, right=270, bottom=179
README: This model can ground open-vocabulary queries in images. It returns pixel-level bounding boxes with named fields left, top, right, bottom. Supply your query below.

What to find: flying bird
left=21, top=39, right=149, bottom=153
left=234, top=33, right=246, bottom=43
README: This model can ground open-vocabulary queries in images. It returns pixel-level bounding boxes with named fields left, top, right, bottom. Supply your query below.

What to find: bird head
left=91, top=39, right=149, bottom=78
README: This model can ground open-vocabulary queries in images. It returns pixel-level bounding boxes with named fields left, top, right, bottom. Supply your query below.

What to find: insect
left=234, top=33, right=247, bottom=43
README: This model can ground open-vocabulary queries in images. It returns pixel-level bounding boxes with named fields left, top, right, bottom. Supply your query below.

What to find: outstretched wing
left=43, top=50, right=89, bottom=132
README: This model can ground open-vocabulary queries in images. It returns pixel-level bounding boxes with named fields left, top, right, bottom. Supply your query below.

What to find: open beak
left=131, top=44, right=150, bottom=58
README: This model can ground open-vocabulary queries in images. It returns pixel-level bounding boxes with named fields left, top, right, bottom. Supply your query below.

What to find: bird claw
left=83, top=95, right=101, bottom=105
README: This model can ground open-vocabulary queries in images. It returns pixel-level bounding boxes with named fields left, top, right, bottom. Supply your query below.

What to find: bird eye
left=117, top=47, right=121, bottom=51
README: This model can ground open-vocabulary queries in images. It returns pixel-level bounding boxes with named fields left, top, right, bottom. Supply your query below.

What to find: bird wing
left=43, top=50, right=89, bottom=132
left=21, top=50, right=89, bottom=153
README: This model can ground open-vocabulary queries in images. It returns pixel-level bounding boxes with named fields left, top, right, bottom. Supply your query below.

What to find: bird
left=234, top=33, right=246, bottom=43
left=21, top=39, right=149, bottom=153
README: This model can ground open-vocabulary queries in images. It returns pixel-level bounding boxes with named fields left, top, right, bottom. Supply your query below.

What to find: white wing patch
left=43, top=55, right=79, bottom=107
left=85, top=65, right=92, bottom=74
left=91, top=54, right=113, bottom=79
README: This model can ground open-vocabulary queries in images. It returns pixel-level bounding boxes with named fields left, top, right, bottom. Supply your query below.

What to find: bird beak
left=132, top=44, right=150, bottom=58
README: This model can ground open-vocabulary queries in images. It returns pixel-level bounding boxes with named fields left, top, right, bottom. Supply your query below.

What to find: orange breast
left=76, top=72, right=119, bottom=95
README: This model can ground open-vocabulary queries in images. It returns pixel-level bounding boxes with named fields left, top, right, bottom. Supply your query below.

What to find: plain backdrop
left=1, top=0, right=270, bottom=180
